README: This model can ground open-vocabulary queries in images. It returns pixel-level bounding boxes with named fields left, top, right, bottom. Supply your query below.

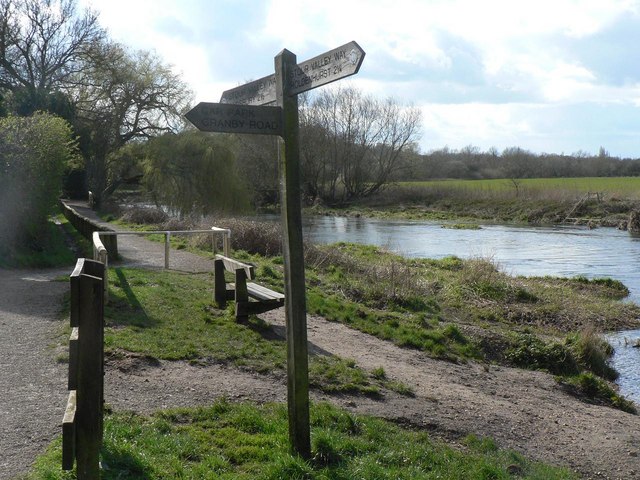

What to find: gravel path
left=0, top=269, right=68, bottom=480
left=3, top=202, right=640, bottom=479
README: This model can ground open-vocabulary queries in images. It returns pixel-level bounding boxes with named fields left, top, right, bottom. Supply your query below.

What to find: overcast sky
left=80, top=0, right=640, bottom=158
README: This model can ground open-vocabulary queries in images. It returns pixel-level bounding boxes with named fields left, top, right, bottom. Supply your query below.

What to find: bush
left=565, top=372, right=636, bottom=414
left=0, top=113, right=79, bottom=256
left=566, top=327, right=618, bottom=381
left=196, top=217, right=283, bottom=256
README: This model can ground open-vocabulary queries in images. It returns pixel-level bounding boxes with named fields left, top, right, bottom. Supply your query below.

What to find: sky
left=79, top=0, right=640, bottom=158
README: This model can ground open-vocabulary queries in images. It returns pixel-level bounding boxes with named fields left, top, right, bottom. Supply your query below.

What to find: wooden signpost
left=185, top=41, right=365, bottom=459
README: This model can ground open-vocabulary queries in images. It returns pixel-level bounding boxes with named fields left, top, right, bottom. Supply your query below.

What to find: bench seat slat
left=247, top=282, right=285, bottom=301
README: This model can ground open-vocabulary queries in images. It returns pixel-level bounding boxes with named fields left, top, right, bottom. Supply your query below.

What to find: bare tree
left=301, top=86, right=422, bottom=204
left=0, top=0, right=103, bottom=106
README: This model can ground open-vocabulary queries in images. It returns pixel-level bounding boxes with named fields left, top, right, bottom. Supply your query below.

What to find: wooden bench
left=214, top=254, right=285, bottom=322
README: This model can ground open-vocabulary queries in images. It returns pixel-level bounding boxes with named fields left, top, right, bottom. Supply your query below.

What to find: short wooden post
left=214, top=258, right=227, bottom=308
left=223, top=230, right=230, bottom=256
left=164, top=232, right=170, bottom=269
left=275, top=48, right=311, bottom=459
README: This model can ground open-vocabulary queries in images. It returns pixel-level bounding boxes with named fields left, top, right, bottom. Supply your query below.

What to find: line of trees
left=399, top=145, right=640, bottom=181
left=8, top=0, right=638, bottom=230
left=0, top=0, right=422, bottom=220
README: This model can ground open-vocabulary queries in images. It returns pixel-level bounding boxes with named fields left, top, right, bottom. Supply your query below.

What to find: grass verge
left=26, top=400, right=576, bottom=480
left=321, top=177, right=640, bottom=226
left=104, top=266, right=411, bottom=397
left=0, top=216, right=78, bottom=268
left=70, top=209, right=639, bottom=411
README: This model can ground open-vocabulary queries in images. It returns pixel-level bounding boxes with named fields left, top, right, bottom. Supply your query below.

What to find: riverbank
left=95, top=206, right=640, bottom=409
left=21, top=203, right=640, bottom=478
left=306, top=181, right=640, bottom=228
left=23, top=241, right=640, bottom=479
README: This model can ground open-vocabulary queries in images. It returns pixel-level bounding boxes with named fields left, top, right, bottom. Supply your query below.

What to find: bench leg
left=214, top=259, right=227, bottom=309
left=235, top=269, right=249, bottom=323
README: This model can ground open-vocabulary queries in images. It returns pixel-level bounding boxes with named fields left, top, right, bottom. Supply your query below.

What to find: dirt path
left=267, top=310, right=640, bottom=479
left=4, top=203, right=640, bottom=479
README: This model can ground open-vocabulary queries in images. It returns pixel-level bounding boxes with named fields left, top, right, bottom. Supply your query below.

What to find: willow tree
left=142, top=131, right=250, bottom=217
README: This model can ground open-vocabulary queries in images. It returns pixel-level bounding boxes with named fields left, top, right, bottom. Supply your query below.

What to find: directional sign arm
left=219, top=41, right=366, bottom=106
left=185, top=102, right=283, bottom=136
left=220, top=74, right=277, bottom=106
left=288, top=40, right=365, bottom=96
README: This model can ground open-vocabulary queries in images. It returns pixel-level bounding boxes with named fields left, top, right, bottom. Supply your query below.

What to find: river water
left=294, top=215, right=640, bottom=403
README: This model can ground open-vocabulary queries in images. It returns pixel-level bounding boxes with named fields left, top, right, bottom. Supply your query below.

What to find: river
left=294, top=215, right=640, bottom=403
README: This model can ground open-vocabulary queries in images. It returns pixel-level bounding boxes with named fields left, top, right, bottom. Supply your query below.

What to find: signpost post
left=185, top=41, right=365, bottom=459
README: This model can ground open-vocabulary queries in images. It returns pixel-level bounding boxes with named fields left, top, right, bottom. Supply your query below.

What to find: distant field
left=400, top=177, right=640, bottom=198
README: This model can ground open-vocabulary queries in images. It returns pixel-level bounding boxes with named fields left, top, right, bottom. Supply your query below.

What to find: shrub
left=0, top=113, right=79, bottom=256
left=566, top=327, right=618, bottom=380
left=195, top=217, right=283, bottom=256
left=565, top=372, right=636, bottom=414
left=505, top=333, right=578, bottom=375
left=120, top=207, right=168, bottom=225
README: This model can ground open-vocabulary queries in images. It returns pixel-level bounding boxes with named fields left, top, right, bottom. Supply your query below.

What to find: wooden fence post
left=76, top=260, right=104, bottom=479
left=214, top=258, right=227, bottom=309
left=63, top=258, right=104, bottom=478
left=164, top=232, right=170, bottom=269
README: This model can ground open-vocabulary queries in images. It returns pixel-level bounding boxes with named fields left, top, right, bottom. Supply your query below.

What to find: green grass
left=441, top=223, right=482, bottom=230
left=304, top=243, right=638, bottom=410
left=306, top=242, right=639, bottom=345
left=104, top=266, right=412, bottom=395
left=400, top=177, right=640, bottom=198
left=322, top=176, right=640, bottom=225
left=0, top=216, right=78, bottom=268
left=307, top=289, right=477, bottom=361
left=26, top=400, right=576, bottom=480
left=560, top=373, right=636, bottom=414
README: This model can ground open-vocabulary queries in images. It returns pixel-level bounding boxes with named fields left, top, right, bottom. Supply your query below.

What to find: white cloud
left=77, top=0, right=640, bottom=156
left=421, top=102, right=535, bottom=150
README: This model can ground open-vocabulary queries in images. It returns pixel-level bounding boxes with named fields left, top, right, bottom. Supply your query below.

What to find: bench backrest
left=215, top=254, right=255, bottom=280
